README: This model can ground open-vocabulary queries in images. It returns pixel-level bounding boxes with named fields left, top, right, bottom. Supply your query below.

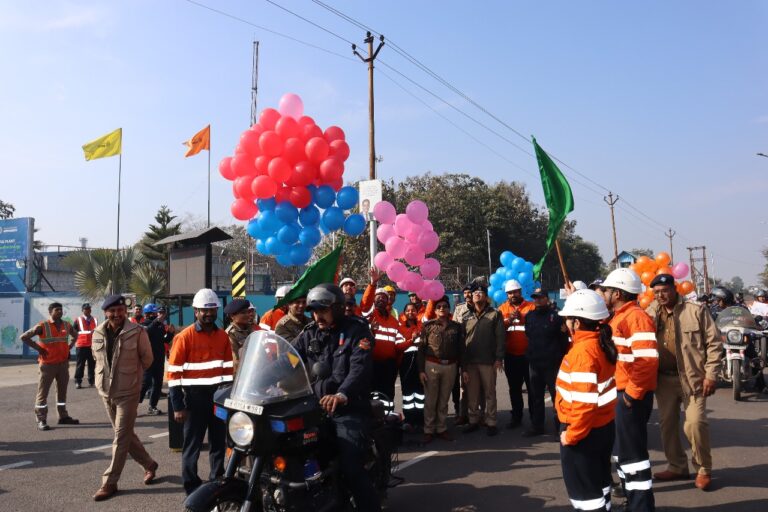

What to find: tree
left=725, top=276, right=745, bottom=293
left=761, top=248, right=768, bottom=288
left=63, top=248, right=139, bottom=300
left=629, top=248, right=655, bottom=258
left=130, top=261, right=167, bottom=303
left=139, top=206, right=182, bottom=267
left=0, top=199, right=15, bottom=219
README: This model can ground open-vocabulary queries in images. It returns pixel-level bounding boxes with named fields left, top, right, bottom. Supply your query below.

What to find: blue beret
left=101, top=294, right=126, bottom=310
left=224, top=299, right=251, bottom=316
left=650, top=274, right=675, bottom=288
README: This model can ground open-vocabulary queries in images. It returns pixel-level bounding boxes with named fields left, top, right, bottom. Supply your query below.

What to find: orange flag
left=183, top=124, right=210, bottom=157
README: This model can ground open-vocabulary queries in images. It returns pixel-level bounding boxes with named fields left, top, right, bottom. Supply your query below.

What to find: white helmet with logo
left=505, top=279, right=522, bottom=292
left=192, top=288, right=219, bottom=309
left=558, top=289, right=610, bottom=320
left=275, top=285, right=292, bottom=299
left=602, top=268, right=643, bottom=294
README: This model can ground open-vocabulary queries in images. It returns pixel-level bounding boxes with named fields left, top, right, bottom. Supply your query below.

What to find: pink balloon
left=402, top=271, right=423, bottom=292
left=278, top=93, right=304, bottom=119
left=422, top=220, right=433, bottom=231
left=231, top=198, right=257, bottom=221
left=671, top=262, right=690, bottom=280
left=259, top=108, right=281, bottom=131
left=406, top=200, right=429, bottom=224
left=387, top=261, right=407, bottom=282
left=430, top=281, right=445, bottom=300
left=218, top=156, right=236, bottom=181
left=417, top=230, right=440, bottom=254
left=373, top=201, right=397, bottom=224
left=374, top=251, right=393, bottom=271
left=404, top=222, right=423, bottom=243
left=420, top=258, right=441, bottom=280
left=377, top=223, right=395, bottom=244
left=404, top=245, right=426, bottom=266
left=394, top=214, right=414, bottom=238
left=385, top=236, right=407, bottom=259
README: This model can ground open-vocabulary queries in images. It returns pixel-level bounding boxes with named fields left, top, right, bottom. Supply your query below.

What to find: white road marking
left=393, top=450, right=438, bottom=473
left=73, top=443, right=113, bottom=454
left=149, top=432, right=169, bottom=439
left=0, top=461, right=33, bottom=471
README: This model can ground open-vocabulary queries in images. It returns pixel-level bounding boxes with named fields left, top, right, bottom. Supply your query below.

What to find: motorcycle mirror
left=311, top=362, right=332, bottom=380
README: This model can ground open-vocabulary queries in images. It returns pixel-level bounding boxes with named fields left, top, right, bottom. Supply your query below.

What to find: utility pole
left=665, top=228, right=676, bottom=261
left=353, top=32, right=385, bottom=267
left=604, top=192, right=620, bottom=268
left=251, top=40, right=260, bottom=126
left=687, top=246, right=710, bottom=294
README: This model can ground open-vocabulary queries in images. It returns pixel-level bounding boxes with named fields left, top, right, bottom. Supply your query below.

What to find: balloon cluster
left=630, top=251, right=693, bottom=308
left=219, top=93, right=366, bottom=266
left=488, top=251, right=540, bottom=304
left=372, top=200, right=445, bottom=301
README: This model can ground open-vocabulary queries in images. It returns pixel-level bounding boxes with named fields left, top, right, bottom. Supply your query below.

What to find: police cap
left=102, top=294, right=126, bottom=310
left=224, top=299, right=251, bottom=316
left=650, top=274, right=675, bottom=288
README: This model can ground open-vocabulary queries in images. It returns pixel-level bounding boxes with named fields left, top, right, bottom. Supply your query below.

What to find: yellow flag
left=82, top=128, right=122, bottom=161
left=183, top=124, right=210, bottom=158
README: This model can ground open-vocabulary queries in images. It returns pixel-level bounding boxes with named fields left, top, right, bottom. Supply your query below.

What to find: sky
left=1, top=0, right=767, bottom=284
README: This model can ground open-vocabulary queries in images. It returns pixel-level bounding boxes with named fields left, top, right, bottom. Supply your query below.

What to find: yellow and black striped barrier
left=231, top=260, right=246, bottom=297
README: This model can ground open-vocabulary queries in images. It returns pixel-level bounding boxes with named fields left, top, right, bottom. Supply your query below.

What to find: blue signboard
left=0, top=218, right=33, bottom=293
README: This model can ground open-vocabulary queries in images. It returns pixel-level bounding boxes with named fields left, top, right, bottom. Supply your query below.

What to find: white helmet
left=572, top=280, right=588, bottom=290
left=505, top=279, right=522, bottom=292
left=275, top=285, right=292, bottom=299
left=192, top=288, right=219, bottom=309
left=559, top=289, right=610, bottom=320
left=602, top=268, right=643, bottom=294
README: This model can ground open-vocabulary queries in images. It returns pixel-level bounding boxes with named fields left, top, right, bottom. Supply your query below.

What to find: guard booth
left=154, top=226, right=232, bottom=450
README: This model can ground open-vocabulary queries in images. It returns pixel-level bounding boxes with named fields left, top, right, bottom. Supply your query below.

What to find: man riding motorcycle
left=292, top=283, right=381, bottom=512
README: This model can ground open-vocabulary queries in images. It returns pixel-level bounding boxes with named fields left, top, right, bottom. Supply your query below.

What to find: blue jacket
left=524, top=307, right=569, bottom=366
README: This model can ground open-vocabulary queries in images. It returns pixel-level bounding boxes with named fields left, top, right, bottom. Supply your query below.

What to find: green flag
left=276, top=240, right=344, bottom=308
left=532, top=137, right=574, bottom=279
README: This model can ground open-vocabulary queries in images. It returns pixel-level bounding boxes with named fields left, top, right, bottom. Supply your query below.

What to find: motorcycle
left=183, top=331, right=403, bottom=512
left=716, top=306, right=768, bottom=401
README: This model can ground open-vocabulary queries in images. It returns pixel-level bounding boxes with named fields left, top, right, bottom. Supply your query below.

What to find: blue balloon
left=336, top=186, right=359, bottom=210
left=255, top=238, right=268, bottom=255
left=488, top=286, right=497, bottom=298
left=276, top=252, right=293, bottom=266
left=307, top=184, right=318, bottom=202
left=523, top=261, right=534, bottom=273
left=257, top=197, right=276, bottom=211
left=319, top=222, right=331, bottom=235
left=321, top=206, right=345, bottom=231
left=518, top=271, right=533, bottom=284
left=277, top=224, right=300, bottom=245
left=492, top=289, right=506, bottom=304
left=511, top=257, right=525, bottom=272
left=315, top=185, right=336, bottom=209
left=265, top=236, right=288, bottom=256
left=246, top=219, right=261, bottom=239
left=289, top=244, right=312, bottom=266
left=504, top=268, right=517, bottom=280
left=500, top=251, right=515, bottom=268
left=489, top=273, right=504, bottom=287
left=343, top=214, right=366, bottom=236
left=299, top=205, right=320, bottom=227
left=299, top=225, right=322, bottom=247
left=258, top=210, right=282, bottom=233
left=275, top=201, right=299, bottom=224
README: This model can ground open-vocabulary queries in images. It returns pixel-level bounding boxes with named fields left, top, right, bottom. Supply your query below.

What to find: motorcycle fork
left=241, top=456, right=264, bottom=512
left=224, top=449, right=243, bottom=479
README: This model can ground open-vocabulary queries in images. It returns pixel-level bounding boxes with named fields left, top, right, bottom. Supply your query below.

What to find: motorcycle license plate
left=224, top=398, right=264, bottom=415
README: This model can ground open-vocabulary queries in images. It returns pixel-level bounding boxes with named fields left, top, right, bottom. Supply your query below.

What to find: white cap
left=275, top=285, right=292, bottom=299
left=505, top=279, right=522, bottom=292
left=602, top=268, right=643, bottom=294
left=559, top=289, right=610, bottom=320
left=375, top=287, right=388, bottom=296
left=339, top=277, right=356, bottom=287
left=192, top=288, right=219, bottom=309
left=572, top=280, right=588, bottom=290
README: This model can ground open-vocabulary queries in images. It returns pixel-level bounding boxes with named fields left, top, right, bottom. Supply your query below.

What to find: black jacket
left=141, top=318, right=169, bottom=360
left=524, top=307, right=569, bottom=366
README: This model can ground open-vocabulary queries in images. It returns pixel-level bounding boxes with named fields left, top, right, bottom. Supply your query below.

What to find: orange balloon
left=640, top=271, right=655, bottom=286
left=644, top=289, right=655, bottom=299
left=629, top=263, right=639, bottom=274
left=639, top=296, right=652, bottom=309
left=655, top=252, right=671, bottom=267
left=656, top=266, right=673, bottom=276
left=636, top=255, right=651, bottom=268
left=646, top=260, right=659, bottom=273
left=680, top=281, right=694, bottom=294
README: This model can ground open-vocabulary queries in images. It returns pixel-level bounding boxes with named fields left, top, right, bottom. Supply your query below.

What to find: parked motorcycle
left=183, top=331, right=403, bottom=512
left=716, top=306, right=768, bottom=400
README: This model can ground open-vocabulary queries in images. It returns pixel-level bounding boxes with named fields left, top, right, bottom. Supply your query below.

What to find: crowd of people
left=20, top=263, right=755, bottom=510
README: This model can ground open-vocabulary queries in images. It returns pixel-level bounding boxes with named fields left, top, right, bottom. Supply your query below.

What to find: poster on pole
left=358, top=179, right=382, bottom=221
left=0, top=218, right=34, bottom=293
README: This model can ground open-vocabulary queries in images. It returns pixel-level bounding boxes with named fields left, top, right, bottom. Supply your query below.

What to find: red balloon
left=259, top=108, right=281, bottom=131
left=251, top=175, right=277, bottom=199
left=297, top=115, right=316, bottom=129
left=231, top=198, right=257, bottom=221
left=301, top=123, right=323, bottom=142
left=329, top=139, right=350, bottom=161
left=239, top=129, right=262, bottom=156
left=259, top=131, right=283, bottom=158
left=324, top=125, right=345, bottom=142
left=328, top=177, right=343, bottom=191
left=291, top=161, right=317, bottom=187
left=319, top=157, right=344, bottom=182
left=235, top=176, right=256, bottom=200
left=289, top=186, right=312, bottom=208
left=275, top=185, right=291, bottom=203
left=305, top=137, right=329, bottom=164
left=218, top=156, right=236, bottom=181
left=268, top=157, right=292, bottom=183
left=232, top=181, right=241, bottom=199
left=254, top=155, right=270, bottom=176
left=231, top=153, right=256, bottom=177
left=275, top=116, right=299, bottom=139
left=283, top=137, right=305, bottom=164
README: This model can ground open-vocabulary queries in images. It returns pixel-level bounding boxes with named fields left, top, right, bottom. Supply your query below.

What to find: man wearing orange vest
left=259, top=285, right=291, bottom=330
left=168, top=288, right=234, bottom=495
left=497, top=279, right=536, bottom=429
left=73, top=302, right=98, bottom=389
left=365, top=287, right=405, bottom=410
left=601, top=268, right=659, bottom=511
left=20, top=302, right=80, bottom=431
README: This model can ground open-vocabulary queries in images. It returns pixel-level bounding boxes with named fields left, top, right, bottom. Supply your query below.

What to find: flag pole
left=554, top=238, right=570, bottom=285
left=207, top=126, right=211, bottom=228
left=116, top=153, right=122, bottom=251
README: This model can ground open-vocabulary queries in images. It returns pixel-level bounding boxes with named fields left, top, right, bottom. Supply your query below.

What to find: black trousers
left=528, top=362, right=559, bottom=432
left=561, top=421, right=614, bottom=511
left=615, top=391, right=655, bottom=511
left=74, top=347, right=95, bottom=384
left=140, top=360, right=164, bottom=408
left=372, top=359, right=398, bottom=409
left=504, top=354, right=530, bottom=423
left=399, top=351, right=424, bottom=425
left=333, top=413, right=381, bottom=512
left=181, top=387, right=226, bottom=495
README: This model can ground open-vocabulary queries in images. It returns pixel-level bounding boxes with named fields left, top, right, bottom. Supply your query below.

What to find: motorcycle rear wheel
left=733, top=363, right=742, bottom=401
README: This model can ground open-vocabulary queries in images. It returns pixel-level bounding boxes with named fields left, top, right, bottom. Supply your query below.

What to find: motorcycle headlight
left=228, top=411, right=254, bottom=446
left=727, top=329, right=743, bottom=344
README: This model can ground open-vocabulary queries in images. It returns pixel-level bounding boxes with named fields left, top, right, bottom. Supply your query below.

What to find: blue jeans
left=333, top=413, right=381, bottom=511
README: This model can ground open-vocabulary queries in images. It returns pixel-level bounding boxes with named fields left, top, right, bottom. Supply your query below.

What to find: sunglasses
left=435, top=304, right=450, bottom=310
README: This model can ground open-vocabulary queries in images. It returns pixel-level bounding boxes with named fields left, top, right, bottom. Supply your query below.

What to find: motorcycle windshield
left=230, top=330, right=313, bottom=406
left=716, top=306, right=758, bottom=331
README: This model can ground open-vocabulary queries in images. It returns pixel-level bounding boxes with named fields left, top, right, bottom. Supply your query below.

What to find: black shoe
left=75, top=382, right=82, bottom=389
left=159, top=391, right=168, bottom=398
left=611, top=482, right=626, bottom=498
left=507, top=419, right=522, bottom=429
left=88, top=381, right=95, bottom=387
left=147, top=407, right=163, bottom=416
left=58, top=416, right=80, bottom=425
left=37, top=420, right=50, bottom=431
left=462, top=423, right=480, bottom=434
left=522, top=428, right=545, bottom=437
left=486, top=426, right=498, bottom=437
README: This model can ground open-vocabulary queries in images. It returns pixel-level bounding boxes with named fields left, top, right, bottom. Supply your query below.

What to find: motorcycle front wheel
left=732, top=363, right=742, bottom=401
left=184, top=479, right=249, bottom=512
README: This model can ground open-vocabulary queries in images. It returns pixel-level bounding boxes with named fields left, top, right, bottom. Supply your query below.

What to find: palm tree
left=130, top=261, right=166, bottom=303
left=64, top=248, right=165, bottom=301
